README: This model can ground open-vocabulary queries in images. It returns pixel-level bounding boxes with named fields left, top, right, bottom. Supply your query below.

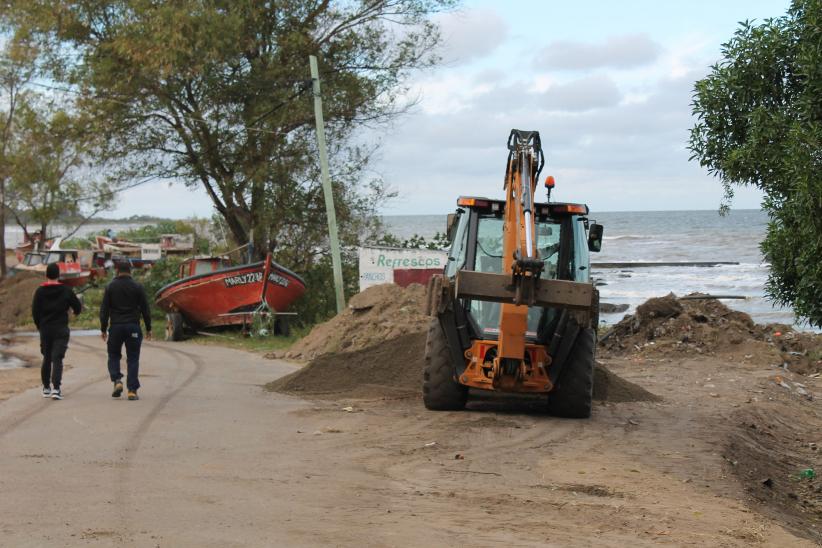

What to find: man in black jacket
left=32, top=263, right=83, bottom=400
left=99, top=262, right=152, bottom=400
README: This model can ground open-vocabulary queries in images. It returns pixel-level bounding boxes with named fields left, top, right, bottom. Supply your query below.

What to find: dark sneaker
left=127, top=391, right=139, bottom=401
left=112, top=381, right=124, bottom=398
left=51, top=389, right=63, bottom=400
left=42, top=387, right=51, bottom=398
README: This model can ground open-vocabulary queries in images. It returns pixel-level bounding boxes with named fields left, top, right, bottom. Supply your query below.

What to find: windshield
left=469, top=215, right=565, bottom=339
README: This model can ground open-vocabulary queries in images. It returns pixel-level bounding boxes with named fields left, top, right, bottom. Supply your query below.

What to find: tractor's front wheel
left=422, top=318, right=468, bottom=410
left=545, top=327, right=595, bottom=418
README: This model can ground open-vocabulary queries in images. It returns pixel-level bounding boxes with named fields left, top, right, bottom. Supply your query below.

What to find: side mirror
left=587, top=223, right=603, bottom=252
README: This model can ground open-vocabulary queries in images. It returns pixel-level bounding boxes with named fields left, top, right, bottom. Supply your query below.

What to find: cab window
left=444, top=210, right=469, bottom=278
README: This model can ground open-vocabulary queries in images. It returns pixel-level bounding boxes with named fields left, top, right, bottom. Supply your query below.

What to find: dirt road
left=0, top=335, right=819, bottom=547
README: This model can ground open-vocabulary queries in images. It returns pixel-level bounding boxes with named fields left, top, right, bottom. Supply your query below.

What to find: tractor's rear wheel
left=165, top=312, right=185, bottom=342
left=422, top=318, right=468, bottom=410
left=545, top=327, right=595, bottom=418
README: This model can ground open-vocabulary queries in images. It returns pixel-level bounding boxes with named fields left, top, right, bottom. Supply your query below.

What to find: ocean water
left=3, top=222, right=148, bottom=248
left=381, top=210, right=813, bottom=331
left=4, top=210, right=810, bottom=330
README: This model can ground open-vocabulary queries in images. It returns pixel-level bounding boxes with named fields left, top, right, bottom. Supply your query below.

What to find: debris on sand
left=271, top=283, right=429, bottom=361
left=725, top=390, right=822, bottom=543
left=601, top=293, right=822, bottom=375
left=599, top=302, right=629, bottom=314
left=0, top=273, right=42, bottom=331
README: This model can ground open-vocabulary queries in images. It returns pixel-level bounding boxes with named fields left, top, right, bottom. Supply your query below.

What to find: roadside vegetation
left=1, top=0, right=456, bottom=335
left=690, top=0, right=822, bottom=327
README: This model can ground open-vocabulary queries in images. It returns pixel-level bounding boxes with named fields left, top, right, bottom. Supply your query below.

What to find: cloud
left=436, top=8, right=509, bottom=65
left=414, top=73, right=620, bottom=125
left=534, top=34, right=662, bottom=70
left=539, top=75, right=621, bottom=111
left=373, top=66, right=728, bottom=215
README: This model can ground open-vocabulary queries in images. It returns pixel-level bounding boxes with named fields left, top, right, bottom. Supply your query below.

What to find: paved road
left=0, top=336, right=319, bottom=547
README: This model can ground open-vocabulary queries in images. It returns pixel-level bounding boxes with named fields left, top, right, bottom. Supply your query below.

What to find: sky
left=110, top=0, right=791, bottom=218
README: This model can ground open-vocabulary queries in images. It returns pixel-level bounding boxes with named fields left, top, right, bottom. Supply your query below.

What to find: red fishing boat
left=154, top=253, right=306, bottom=340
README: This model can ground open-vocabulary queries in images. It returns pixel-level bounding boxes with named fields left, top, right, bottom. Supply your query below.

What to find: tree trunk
left=221, top=207, right=252, bottom=258
left=0, top=178, right=6, bottom=276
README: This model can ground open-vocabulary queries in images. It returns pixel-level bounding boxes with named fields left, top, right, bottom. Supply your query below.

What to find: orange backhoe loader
left=424, top=129, right=604, bottom=417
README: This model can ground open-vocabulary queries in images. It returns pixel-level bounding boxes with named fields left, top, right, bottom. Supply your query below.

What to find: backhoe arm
left=498, top=130, right=545, bottom=362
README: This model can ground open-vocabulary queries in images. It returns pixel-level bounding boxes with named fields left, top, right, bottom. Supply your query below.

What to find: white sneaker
left=42, top=387, right=51, bottom=398
left=51, top=389, right=63, bottom=400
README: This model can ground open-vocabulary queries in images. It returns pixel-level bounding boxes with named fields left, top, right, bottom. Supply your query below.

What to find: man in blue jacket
left=99, top=262, right=152, bottom=400
left=32, top=263, right=82, bottom=400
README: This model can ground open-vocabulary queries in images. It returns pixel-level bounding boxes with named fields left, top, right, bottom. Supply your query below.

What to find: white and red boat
left=12, top=247, right=94, bottom=288
left=154, top=253, right=306, bottom=340
left=13, top=230, right=53, bottom=262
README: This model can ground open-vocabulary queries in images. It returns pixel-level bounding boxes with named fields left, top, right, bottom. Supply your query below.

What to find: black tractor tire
left=165, top=312, right=185, bottom=342
left=545, top=326, right=596, bottom=418
left=422, top=318, right=468, bottom=411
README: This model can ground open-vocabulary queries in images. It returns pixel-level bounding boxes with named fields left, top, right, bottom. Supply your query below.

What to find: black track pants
left=40, top=326, right=70, bottom=389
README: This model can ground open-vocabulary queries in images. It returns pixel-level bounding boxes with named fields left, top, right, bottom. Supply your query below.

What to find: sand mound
left=600, top=293, right=822, bottom=374
left=0, top=272, right=43, bottom=330
left=275, top=283, right=430, bottom=361
left=592, top=364, right=661, bottom=403
left=610, top=293, right=759, bottom=348
left=267, top=331, right=427, bottom=399
left=268, top=327, right=657, bottom=404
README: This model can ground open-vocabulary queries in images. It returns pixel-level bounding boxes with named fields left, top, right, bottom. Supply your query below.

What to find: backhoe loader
left=424, top=129, right=604, bottom=417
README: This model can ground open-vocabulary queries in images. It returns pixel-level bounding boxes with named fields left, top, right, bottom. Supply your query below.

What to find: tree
left=0, top=39, right=35, bottom=275
left=689, top=0, right=822, bottom=327
left=4, top=97, right=117, bottom=241
left=3, top=1, right=453, bottom=268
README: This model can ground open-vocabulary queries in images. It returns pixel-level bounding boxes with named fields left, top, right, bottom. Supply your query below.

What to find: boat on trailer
left=154, top=253, right=306, bottom=340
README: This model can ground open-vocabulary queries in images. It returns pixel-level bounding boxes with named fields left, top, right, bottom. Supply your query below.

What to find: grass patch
left=73, top=283, right=106, bottom=330
left=184, top=326, right=310, bottom=354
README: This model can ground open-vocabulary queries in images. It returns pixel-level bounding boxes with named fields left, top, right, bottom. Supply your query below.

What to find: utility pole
left=309, top=55, right=345, bottom=314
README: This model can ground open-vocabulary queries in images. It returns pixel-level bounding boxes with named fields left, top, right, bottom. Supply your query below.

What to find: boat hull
left=154, top=258, right=306, bottom=328
left=11, top=263, right=91, bottom=287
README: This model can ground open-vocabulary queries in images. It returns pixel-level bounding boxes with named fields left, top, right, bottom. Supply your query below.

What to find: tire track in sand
left=0, top=339, right=108, bottom=438
left=107, top=342, right=204, bottom=546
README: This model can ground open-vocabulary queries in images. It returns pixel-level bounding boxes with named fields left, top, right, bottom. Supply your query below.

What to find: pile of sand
left=267, top=331, right=427, bottom=399
left=274, top=283, right=430, bottom=361
left=592, top=365, right=661, bottom=403
left=269, top=326, right=657, bottom=404
left=601, top=293, right=822, bottom=374
left=268, top=282, right=659, bottom=403
left=0, top=272, right=42, bottom=331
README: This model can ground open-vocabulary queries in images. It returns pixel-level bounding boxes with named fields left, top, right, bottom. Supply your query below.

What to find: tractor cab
left=444, top=195, right=603, bottom=342
left=424, top=130, right=605, bottom=417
